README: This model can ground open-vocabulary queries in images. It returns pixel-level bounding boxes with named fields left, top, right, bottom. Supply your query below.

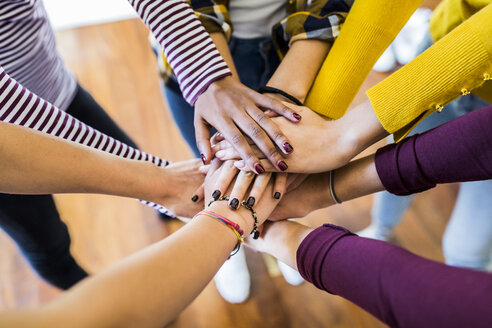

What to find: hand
left=149, top=159, right=205, bottom=218
left=203, top=159, right=281, bottom=233
left=195, top=76, right=302, bottom=173
left=214, top=101, right=388, bottom=174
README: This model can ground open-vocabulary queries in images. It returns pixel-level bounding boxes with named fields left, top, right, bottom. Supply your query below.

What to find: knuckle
left=267, top=148, right=278, bottom=159
left=256, top=112, right=268, bottom=125
left=273, top=131, right=284, bottom=142
left=231, top=134, right=243, bottom=145
left=249, top=124, right=263, bottom=138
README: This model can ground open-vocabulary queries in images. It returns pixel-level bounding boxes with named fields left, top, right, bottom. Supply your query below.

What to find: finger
left=273, top=173, right=288, bottom=200
left=216, top=143, right=265, bottom=161
left=212, top=160, right=238, bottom=201
left=199, top=164, right=211, bottom=174
left=210, top=132, right=225, bottom=146
left=252, top=92, right=302, bottom=122
left=220, top=120, right=265, bottom=175
left=246, top=172, right=272, bottom=207
left=228, top=170, right=256, bottom=210
left=194, top=116, right=212, bottom=164
left=236, top=114, right=288, bottom=172
left=191, top=183, right=205, bottom=202
left=247, top=107, right=294, bottom=156
left=234, top=159, right=278, bottom=172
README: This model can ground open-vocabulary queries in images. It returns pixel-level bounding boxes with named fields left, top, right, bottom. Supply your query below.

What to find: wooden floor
left=0, top=6, right=455, bottom=327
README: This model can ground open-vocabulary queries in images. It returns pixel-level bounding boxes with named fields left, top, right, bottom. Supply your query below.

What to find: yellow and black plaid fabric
left=157, top=0, right=353, bottom=89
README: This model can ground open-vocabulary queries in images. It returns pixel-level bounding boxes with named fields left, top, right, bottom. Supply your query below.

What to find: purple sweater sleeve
left=129, top=0, right=231, bottom=105
left=375, top=105, right=492, bottom=195
left=297, top=224, right=492, bottom=328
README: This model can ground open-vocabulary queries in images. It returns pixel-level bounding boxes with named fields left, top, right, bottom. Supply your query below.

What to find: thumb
left=194, top=116, right=212, bottom=164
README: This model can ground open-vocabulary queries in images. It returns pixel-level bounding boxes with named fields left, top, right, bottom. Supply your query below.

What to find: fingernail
left=216, top=150, right=225, bottom=158
left=282, top=142, right=293, bottom=154
left=247, top=196, right=255, bottom=207
left=212, top=190, right=221, bottom=200
left=229, top=198, right=239, bottom=210
left=254, top=163, right=265, bottom=174
left=253, top=230, right=260, bottom=239
left=274, top=192, right=281, bottom=199
left=277, top=160, right=288, bottom=171
left=200, top=153, right=206, bottom=164
left=293, top=113, right=302, bottom=121
left=191, top=195, right=199, bottom=202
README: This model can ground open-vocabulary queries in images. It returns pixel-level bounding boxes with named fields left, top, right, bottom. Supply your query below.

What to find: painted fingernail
left=274, top=192, right=281, bottom=199
left=277, top=160, right=288, bottom=171
left=191, top=195, right=199, bottom=202
left=293, top=113, right=302, bottom=121
left=229, top=198, right=239, bottom=210
left=254, top=163, right=265, bottom=174
left=212, top=190, right=221, bottom=200
left=247, top=196, right=255, bottom=207
left=200, top=153, right=206, bottom=164
left=283, top=142, right=293, bottom=154
left=253, top=230, right=260, bottom=239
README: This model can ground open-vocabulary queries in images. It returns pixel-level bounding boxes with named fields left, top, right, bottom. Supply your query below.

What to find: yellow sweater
left=305, top=0, right=492, bottom=141
left=368, top=3, right=492, bottom=140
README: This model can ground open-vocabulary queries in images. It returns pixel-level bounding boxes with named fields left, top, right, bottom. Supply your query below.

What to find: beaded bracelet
left=194, top=210, right=244, bottom=257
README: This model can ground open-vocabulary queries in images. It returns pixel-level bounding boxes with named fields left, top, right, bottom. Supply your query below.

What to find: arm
left=304, top=0, right=423, bottom=118
left=0, top=160, right=280, bottom=327
left=271, top=104, right=492, bottom=220
left=252, top=221, right=492, bottom=327
left=367, top=3, right=492, bottom=141
left=0, top=121, right=204, bottom=217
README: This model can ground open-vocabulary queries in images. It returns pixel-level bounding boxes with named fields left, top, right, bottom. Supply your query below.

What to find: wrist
left=207, top=201, right=254, bottom=235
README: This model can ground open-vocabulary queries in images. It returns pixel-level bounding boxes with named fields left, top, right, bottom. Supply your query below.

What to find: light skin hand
left=215, top=100, right=389, bottom=174
left=194, top=33, right=301, bottom=174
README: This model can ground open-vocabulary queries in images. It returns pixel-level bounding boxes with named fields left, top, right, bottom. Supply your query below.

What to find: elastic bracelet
left=258, top=86, right=303, bottom=106
left=194, top=210, right=244, bottom=258
left=240, top=201, right=259, bottom=239
left=329, top=170, right=342, bottom=204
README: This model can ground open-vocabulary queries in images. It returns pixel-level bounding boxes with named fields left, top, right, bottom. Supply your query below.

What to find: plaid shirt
left=155, top=0, right=354, bottom=90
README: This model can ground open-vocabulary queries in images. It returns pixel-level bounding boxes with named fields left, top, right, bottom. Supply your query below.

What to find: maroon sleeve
left=297, top=224, right=492, bottom=328
left=375, top=105, right=492, bottom=195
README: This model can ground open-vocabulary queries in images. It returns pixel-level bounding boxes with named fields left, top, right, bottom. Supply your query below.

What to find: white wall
left=44, top=0, right=137, bottom=30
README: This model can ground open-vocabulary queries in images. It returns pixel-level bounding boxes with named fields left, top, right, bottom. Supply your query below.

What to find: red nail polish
left=254, top=163, right=265, bottom=174
left=283, top=142, right=293, bottom=153
left=200, top=153, right=206, bottom=164
left=277, top=160, right=288, bottom=171
left=293, top=113, right=302, bottom=121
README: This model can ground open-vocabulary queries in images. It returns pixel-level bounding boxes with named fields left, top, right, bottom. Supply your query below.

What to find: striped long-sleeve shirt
left=0, top=0, right=232, bottom=214
left=0, top=0, right=231, bottom=108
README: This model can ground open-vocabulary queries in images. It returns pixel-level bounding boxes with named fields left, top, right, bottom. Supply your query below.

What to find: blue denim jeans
left=162, top=36, right=280, bottom=157
left=371, top=33, right=492, bottom=269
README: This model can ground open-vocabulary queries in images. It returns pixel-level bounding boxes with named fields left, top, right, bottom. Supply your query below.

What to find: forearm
left=210, top=32, right=239, bottom=78
left=0, top=122, right=164, bottom=201
left=0, top=206, right=242, bottom=327
left=267, top=40, right=331, bottom=102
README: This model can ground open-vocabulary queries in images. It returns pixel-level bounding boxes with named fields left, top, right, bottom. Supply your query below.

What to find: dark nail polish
left=253, top=230, right=260, bottom=239
left=212, top=190, right=221, bottom=200
left=283, top=142, right=293, bottom=153
left=277, top=160, right=288, bottom=171
left=200, top=153, right=206, bottom=164
left=247, top=196, right=255, bottom=207
left=274, top=192, right=281, bottom=199
left=229, top=198, right=239, bottom=210
left=191, top=195, right=199, bottom=202
left=254, top=163, right=265, bottom=174
left=293, top=113, right=302, bottom=121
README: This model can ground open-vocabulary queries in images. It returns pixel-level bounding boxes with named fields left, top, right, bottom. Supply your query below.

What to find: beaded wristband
left=240, top=201, right=259, bottom=239
left=194, top=210, right=244, bottom=257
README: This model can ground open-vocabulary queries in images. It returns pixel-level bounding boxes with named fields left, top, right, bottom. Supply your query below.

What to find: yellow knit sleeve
left=304, top=0, right=423, bottom=119
left=367, top=3, right=492, bottom=142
